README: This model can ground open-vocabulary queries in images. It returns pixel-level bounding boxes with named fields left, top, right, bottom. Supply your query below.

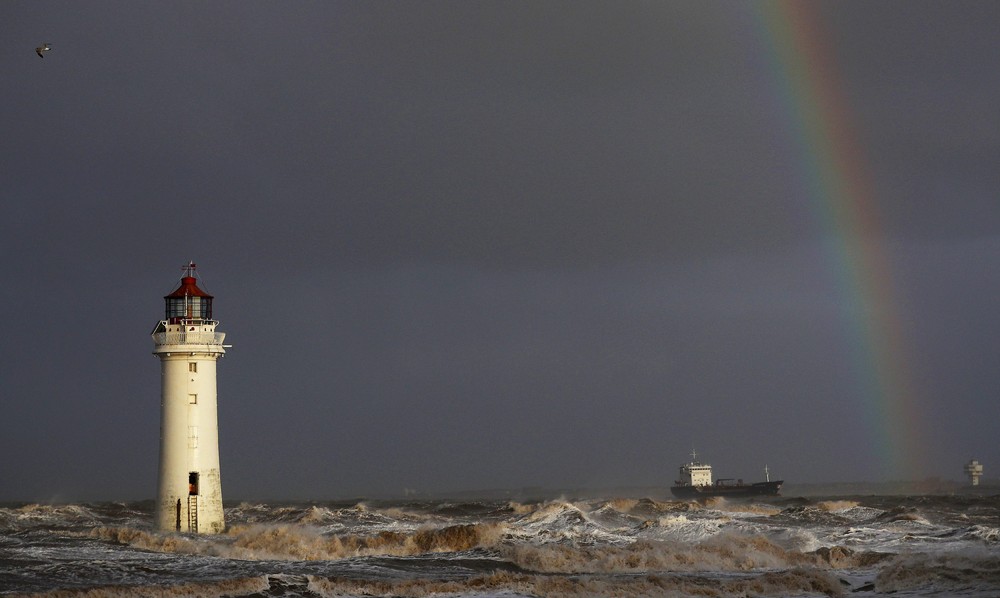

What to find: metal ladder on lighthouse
left=188, top=496, right=198, bottom=533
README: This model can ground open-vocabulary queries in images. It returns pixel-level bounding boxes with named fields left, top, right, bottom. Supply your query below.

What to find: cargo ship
left=670, top=452, right=782, bottom=499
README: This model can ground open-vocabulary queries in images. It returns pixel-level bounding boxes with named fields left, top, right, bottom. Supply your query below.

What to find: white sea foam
left=6, top=496, right=1000, bottom=597
left=966, top=524, right=1000, bottom=543
left=507, top=500, right=627, bottom=545
left=647, top=513, right=731, bottom=543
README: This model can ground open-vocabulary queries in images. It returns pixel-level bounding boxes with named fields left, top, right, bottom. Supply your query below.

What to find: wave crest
left=90, top=527, right=204, bottom=555
left=226, top=522, right=505, bottom=560
left=91, top=523, right=505, bottom=561
left=502, top=533, right=881, bottom=574
left=817, top=500, right=860, bottom=512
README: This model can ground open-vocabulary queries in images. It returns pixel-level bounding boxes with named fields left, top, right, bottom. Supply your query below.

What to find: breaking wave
left=966, top=524, right=1000, bottom=543
left=9, top=495, right=1000, bottom=597
left=91, top=522, right=505, bottom=561
left=501, top=533, right=887, bottom=574
left=875, top=506, right=931, bottom=525
left=0, top=504, right=102, bottom=532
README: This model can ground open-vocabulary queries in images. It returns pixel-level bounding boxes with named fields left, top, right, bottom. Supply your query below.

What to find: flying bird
left=35, top=43, right=51, bottom=58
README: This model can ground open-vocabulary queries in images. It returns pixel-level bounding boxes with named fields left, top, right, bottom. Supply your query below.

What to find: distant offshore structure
left=152, top=263, right=230, bottom=533
left=965, top=459, right=984, bottom=486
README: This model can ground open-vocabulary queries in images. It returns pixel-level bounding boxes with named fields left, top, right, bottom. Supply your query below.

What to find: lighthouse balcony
left=152, top=330, right=227, bottom=346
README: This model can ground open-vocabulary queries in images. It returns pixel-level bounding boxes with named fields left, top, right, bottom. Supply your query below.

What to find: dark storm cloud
left=828, top=3, right=1000, bottom=241
left=2, top=1, right=999, bottom=501
left=5, top=2, right=805, bottom=267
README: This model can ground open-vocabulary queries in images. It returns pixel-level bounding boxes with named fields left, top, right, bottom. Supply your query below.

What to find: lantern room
left=164, top=263, right=214, bottom=323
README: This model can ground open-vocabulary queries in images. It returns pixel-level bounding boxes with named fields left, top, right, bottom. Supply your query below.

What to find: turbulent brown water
left=2, top=494, right=1000, bottom=597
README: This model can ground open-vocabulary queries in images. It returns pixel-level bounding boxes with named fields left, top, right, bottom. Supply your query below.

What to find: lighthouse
left=965, top=459, right=984, bottom=487
left=152, top=262, right=228, bottom=533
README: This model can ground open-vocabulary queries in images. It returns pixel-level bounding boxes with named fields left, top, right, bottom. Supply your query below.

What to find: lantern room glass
left=165, top=296, right=213, bottom=321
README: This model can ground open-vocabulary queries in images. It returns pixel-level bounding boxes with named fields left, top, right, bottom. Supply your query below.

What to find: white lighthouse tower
left=965, top=459, right=984, bottom=487
left=152, top=262, right=228, bottom=533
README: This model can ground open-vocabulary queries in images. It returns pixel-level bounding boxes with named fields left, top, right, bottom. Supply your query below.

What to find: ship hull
left=670, top=480, right=783, bottom=499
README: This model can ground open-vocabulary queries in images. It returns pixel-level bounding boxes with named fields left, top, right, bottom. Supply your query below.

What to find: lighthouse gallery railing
left=153, top=331, right=226, bottom=345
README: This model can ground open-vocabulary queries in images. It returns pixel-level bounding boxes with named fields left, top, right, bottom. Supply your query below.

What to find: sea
left=2, top=493, right=1000, bottom=597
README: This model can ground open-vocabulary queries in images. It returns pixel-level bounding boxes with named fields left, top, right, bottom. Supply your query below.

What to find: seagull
left=35, top=43, right=51, bottom=58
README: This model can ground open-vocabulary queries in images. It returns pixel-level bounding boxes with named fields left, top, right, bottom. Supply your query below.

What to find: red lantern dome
left=164, top=262, right=213, bottom=323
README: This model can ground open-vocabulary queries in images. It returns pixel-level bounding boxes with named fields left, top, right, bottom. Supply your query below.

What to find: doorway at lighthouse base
left=164, top=469, right=224, bottom=534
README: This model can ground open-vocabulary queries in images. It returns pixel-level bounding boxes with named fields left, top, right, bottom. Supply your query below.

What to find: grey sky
left=2, top=1, right=999, bottom=501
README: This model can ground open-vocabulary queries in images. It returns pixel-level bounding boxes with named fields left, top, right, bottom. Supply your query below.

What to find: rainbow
left=749, top=2, right=923, bottom=480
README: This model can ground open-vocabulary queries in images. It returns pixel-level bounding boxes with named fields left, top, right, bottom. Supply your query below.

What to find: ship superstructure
left=676, top=451, right=713, bottom=487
